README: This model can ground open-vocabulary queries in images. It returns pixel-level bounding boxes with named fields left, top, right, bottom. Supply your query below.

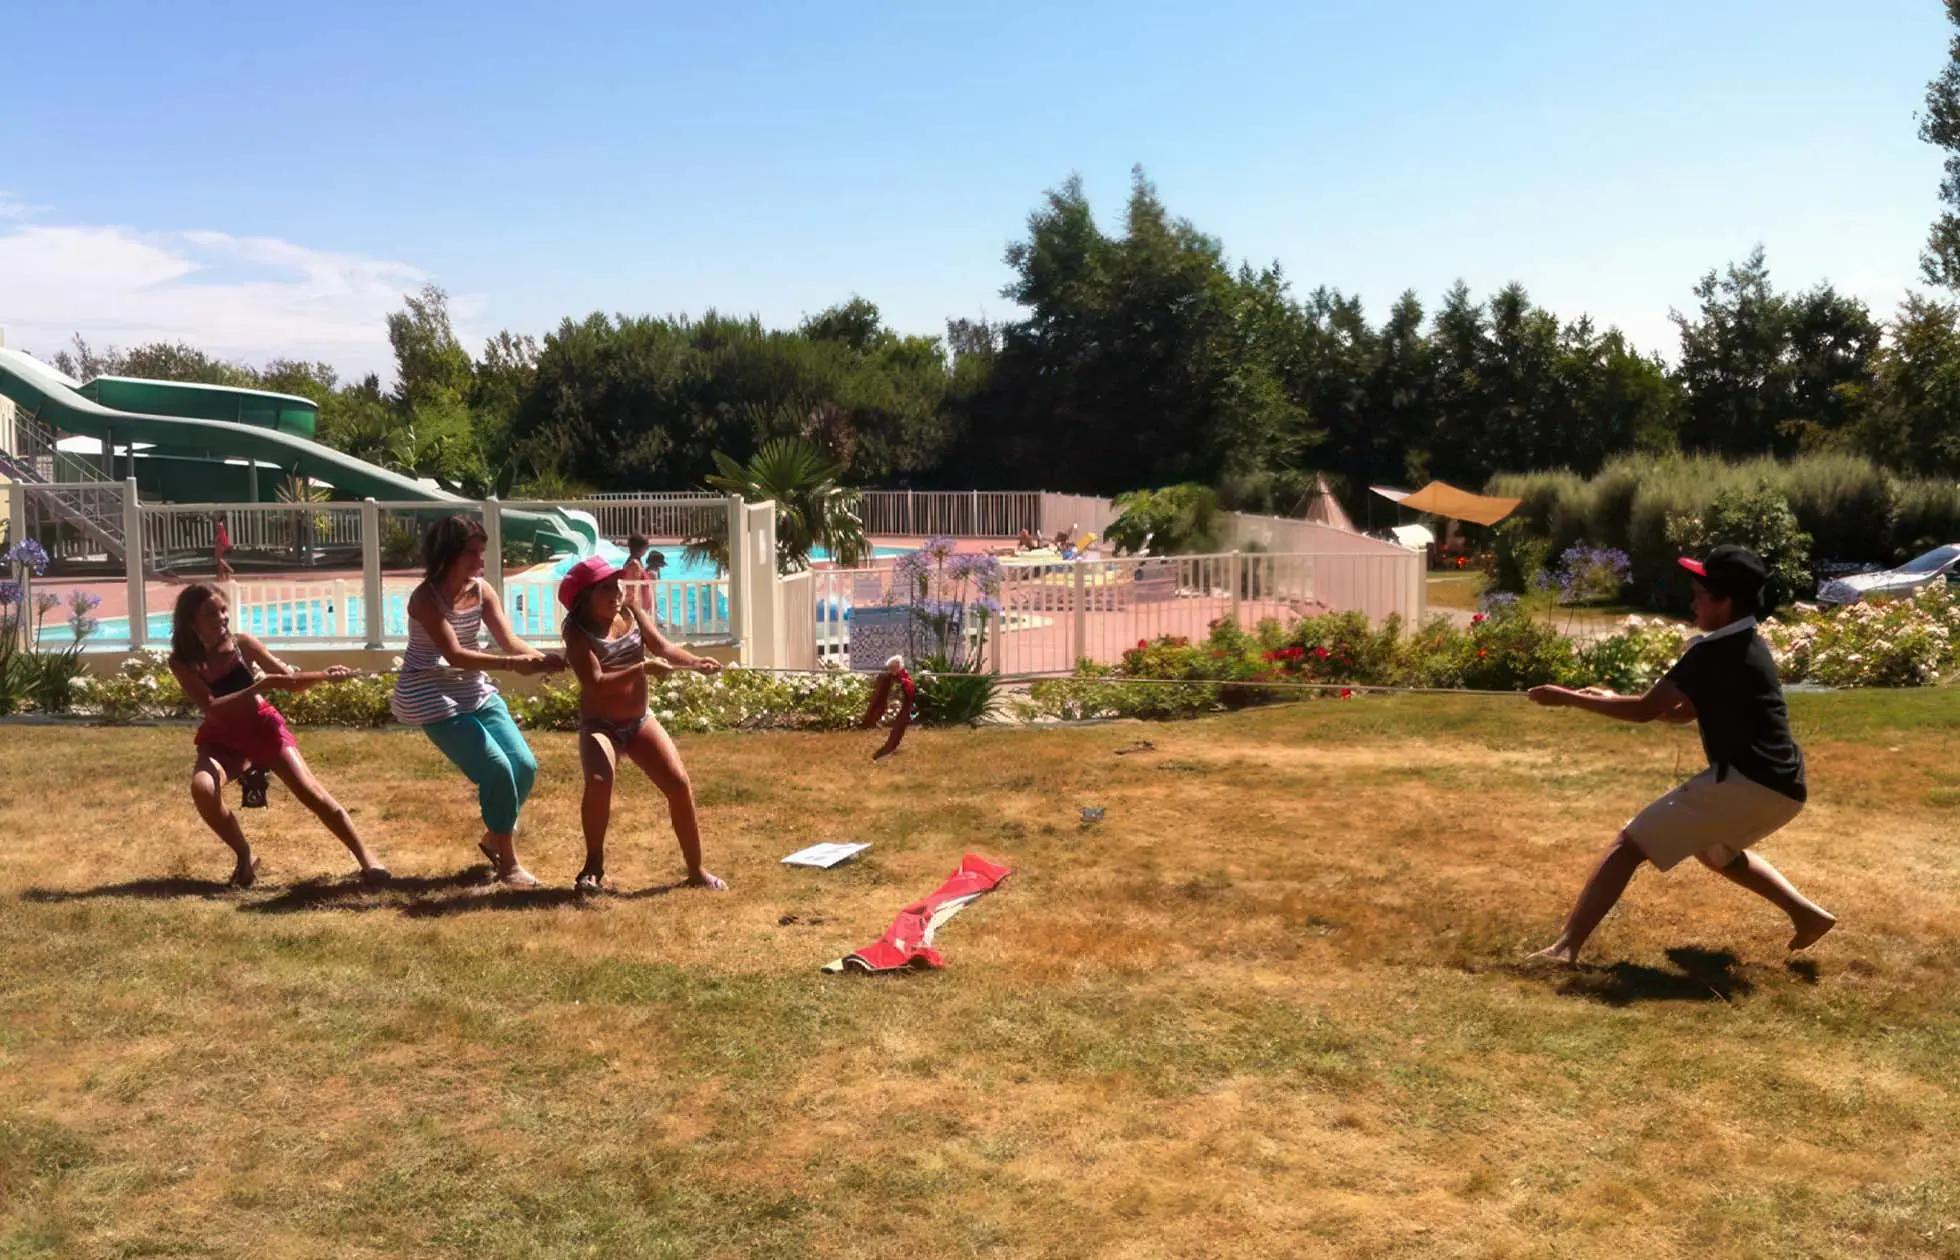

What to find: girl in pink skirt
left=167, top=583, right=387, bottom=887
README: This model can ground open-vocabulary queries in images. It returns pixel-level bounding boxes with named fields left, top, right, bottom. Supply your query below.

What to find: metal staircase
left=0, top=402, right=129, bottom=564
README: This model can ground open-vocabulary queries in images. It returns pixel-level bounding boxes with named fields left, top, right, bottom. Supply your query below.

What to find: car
left=1815, top=543, right=1960, bottom=605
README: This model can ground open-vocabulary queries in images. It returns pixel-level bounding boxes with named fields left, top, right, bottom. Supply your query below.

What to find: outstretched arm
left=625, top=603, right=719, bottom=674
left=408, top=585, right=559, bottom=675
left=1527, top=678, right=1689, bottom=724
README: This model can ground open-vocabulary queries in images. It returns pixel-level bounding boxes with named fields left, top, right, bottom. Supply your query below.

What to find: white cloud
left=0, top=212, right=428, bottom=380
left=0, top=192, right=49, bottom=220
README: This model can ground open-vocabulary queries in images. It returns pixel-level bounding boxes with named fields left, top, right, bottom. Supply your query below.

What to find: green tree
left=1672, top=248, right=1878, bottom=459
left=689, top=436, right=868, bottom=574
left=1921, top=0, right=1960, bottom=288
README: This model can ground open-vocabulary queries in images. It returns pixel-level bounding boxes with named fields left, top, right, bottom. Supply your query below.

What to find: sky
left=0, top=0, right=1951, bottom=382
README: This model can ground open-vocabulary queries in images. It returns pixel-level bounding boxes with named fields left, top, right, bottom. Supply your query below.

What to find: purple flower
left=0, top=581, right=18, bottom=607
left=69, top=591, right=102, bottom=615
left=69, top=614, right=97, bottom=641
left=34, top=591, right=60, bottom=615
left=948, top=553, right=1002, bottom=588
left=972, top=596, right=1004, bottom=618
left=6, top=539, right=49, bottom=576
left=924, top=535, right=957, bottom=562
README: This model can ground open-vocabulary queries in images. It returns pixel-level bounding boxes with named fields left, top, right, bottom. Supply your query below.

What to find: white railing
left=223, top=579, right=362, bottom=641
left=19, top=481, right=126, bottom=563
left=858, top=490, right=1044, bottom=539
left=1037, top=492, right=1120, bottom=543
left=795, top=551, right=1334, bottom=676
left=779, top=570, right=818, bottom=671
left=142, top=502, right=368, bottom=570
left=498, top=577, right=730, bottom=644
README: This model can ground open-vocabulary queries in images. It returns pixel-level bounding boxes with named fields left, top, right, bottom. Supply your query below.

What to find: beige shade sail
left=1394, top=480, right=1521, bottom=527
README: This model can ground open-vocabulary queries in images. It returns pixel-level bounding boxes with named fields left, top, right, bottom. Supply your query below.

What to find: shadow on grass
left=20, top=876, right=240, bottom=903
left=1554, top=946, right=1755, bottom=1007
left=399, top=885, right=584, bottom=918
left=240, top=869, right=491, bottom=915
left=24, top=868, right=699, bottom=917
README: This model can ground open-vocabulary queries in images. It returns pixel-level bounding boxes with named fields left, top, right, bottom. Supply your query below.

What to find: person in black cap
left=1523, top=544, right=1835, bottom=964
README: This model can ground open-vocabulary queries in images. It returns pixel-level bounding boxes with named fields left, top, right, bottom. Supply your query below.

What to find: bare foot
left=229, top=856, right=262, bottom=888
left=359, top=865, right=392, bottom=887
left=1789, top=909, right=1838, bottom=951
left=1525, top=942, right=1580, bottom=967
left=685, top=869, right=728, bottom=891
left=495, top=864, right=540, bottom=889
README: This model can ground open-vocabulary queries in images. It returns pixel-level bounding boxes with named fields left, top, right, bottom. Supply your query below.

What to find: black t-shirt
left=1662, top=619, right=1806, bottom=803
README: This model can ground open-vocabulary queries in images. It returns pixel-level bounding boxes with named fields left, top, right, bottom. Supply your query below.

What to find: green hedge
left=1489, top=452, right=1960, bottom=602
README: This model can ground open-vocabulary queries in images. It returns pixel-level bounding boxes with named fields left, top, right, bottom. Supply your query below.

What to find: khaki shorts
left=1623, top=770, right=1803, bottom=872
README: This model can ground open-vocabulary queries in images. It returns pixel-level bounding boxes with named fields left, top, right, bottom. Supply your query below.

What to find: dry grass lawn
left=4, top=692, right=1960, bottom=1258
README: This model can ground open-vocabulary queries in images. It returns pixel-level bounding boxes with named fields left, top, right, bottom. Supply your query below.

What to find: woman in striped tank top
left=393, top=515, right=564, bottom=887
left=557, top=555, right=725, bottom=895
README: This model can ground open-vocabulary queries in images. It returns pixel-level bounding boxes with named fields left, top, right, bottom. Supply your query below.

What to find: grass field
left=4, top=693, right=1960, bottom=1259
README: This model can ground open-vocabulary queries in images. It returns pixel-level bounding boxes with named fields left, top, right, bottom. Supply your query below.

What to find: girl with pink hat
left=558, top=554, right=726, bottom=894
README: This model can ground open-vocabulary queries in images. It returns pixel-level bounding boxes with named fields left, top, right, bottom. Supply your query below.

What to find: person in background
left=620, top=533, right=652, bottom=611
left=213, top=514, right=235, bottom=583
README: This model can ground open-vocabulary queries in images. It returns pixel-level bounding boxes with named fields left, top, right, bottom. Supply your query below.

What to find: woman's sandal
left=574, top=870, right=606, bottom=895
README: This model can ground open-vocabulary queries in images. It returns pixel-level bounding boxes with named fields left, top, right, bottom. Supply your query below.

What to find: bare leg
left=1529, top=831, right=1648, bottom=964
left=623, top=720, right=725, bottom=890
left=1697, top=849, right=1836, bottom=949
left=270, top=746, right=386, bottom=879
left=190, top=753, right=255, bottom=886
left=578, top=729, right=617, bottom=884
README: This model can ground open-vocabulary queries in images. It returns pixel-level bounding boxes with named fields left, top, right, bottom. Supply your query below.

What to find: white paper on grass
left=780, top=842, right=871, bottom=869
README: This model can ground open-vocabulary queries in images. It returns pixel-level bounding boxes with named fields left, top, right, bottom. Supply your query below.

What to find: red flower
left=1477, top=648, right=1487, bottom=658
left=1138, top=639, right=1149, bottom=650
left=1314, top=646, right=1329, bottom=660
left=1339, top=688, right=1354, bottom=700
left=1471, top=613, right=1486, bottom=625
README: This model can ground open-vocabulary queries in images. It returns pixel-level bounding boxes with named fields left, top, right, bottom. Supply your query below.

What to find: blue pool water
left=97, top=543, right=908, bottom=642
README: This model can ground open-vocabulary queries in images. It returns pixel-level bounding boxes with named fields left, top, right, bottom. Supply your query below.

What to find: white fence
left=1038, top=492, right=1121, bottom=543
left=859, top=490, right=1043, bottom=538
left=143, top=502, right=369, bottom=570
left=798, top=550, right=1390, bottom=676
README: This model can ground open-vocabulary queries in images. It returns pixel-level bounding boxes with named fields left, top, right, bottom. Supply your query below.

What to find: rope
left=718, top=665, right=1529, bottom=699
left=341, top=664, right=1534, bottom=700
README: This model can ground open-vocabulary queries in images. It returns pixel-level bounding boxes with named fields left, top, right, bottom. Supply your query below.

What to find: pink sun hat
left=558, top=554, right=623, bottom=611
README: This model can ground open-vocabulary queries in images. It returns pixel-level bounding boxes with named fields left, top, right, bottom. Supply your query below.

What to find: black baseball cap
left=1678, top=545, right=1767, bottom=601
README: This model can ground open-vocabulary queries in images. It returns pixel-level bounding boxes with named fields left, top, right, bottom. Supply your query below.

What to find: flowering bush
left=75, top=649, right=193, bottom=723
left=1575, top=616, right=1693, bottom=694
left=274, top=672, right=397, bottom=727
left=1547, top=544, right=1631, bottom=606
left=506, top=664, right=871, bottom=735
left=1761, top=587, right=1960, bottom=688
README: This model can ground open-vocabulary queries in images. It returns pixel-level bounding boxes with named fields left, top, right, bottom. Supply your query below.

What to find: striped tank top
left=573, top=618, right=644, bottom=671
left=391, top=579, right=499, bottom=726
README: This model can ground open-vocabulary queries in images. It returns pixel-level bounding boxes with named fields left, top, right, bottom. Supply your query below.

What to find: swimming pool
left=96, top=544, right=909, bottom=642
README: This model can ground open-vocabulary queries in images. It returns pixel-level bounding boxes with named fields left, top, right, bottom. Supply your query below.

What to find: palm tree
left=687, top=437, right=868, bottom=574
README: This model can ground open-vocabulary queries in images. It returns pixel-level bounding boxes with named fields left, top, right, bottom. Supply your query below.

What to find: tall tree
left=1922, top=0, right=1960, bottom=288
left=1674, top=248, right=1877, bottom=457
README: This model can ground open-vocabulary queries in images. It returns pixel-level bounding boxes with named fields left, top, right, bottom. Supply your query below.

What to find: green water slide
left=0, top=347, right=590, bottom=552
